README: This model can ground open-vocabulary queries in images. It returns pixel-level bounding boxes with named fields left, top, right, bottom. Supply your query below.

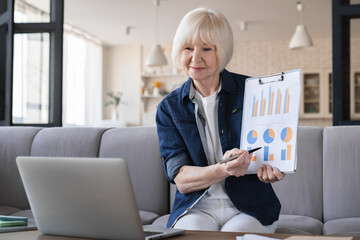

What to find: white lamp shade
left=145, top=44, right=168, bottom=67
left=289, top=25, right=314, bottom=49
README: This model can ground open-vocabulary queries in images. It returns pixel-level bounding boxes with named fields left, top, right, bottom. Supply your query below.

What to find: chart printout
left=240, top=69, right=301, bottom=173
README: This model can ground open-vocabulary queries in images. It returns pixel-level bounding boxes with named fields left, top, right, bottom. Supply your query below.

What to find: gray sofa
left=0, top=126, right=359, bottom=236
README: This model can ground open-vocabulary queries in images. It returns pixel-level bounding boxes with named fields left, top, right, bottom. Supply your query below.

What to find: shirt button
left=221, top=129, right=224, bottom=134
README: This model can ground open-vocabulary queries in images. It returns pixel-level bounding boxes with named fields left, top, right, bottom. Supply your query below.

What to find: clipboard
left=240, top=69, right=301, bottom=174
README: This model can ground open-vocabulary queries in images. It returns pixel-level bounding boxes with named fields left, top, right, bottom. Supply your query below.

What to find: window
left=12, top=32, right=50, bottom=124
left=332, top=0, right=360, bottom=125
left=0, top=0, right=63, bottom=126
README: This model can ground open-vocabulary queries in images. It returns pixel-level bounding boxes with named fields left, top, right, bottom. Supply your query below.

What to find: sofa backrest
left=323, top=126, right=360, bottom=222
left=0, top=127, right=41, bottom=210
left=0, top=126, right=168, bottom=216
left=272, top=126, right=324, bottom=221
left=30, top=127, right=106, bottom=157
left=99, top=127, right=169, bottom=216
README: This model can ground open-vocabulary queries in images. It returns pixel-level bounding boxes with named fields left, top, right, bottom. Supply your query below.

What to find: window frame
left=332, top=0, right=360, bottom=125
left=0, top=0, right=63, bottom=126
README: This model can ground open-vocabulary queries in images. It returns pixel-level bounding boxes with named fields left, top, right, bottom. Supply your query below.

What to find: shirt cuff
left=165, top=152, right=191, bottom=182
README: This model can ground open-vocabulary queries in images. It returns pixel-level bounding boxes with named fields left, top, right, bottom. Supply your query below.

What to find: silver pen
left=218, top=147, right=262, bottom=164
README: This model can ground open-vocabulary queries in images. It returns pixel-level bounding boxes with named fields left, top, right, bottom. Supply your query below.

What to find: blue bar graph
left=281, top=149, right=286, bottom=160
left=264, top=146, right=269, bottom=161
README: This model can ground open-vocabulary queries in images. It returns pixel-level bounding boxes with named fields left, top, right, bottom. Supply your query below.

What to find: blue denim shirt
left=156, top=69, right=281, bottom=228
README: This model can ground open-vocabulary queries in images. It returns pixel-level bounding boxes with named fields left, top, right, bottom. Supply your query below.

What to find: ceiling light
left=145, top=0, right=167, bottom=67
left=125, top=26, right=130, bottom=35
left=239, top=21, right=247, bottom=31
left=289, top=2, right=313, bottom=49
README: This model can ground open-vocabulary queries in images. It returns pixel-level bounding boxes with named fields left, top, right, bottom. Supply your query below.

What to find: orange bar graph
left=276, top=91, right=282, bottom=114
left=287, top=145, right=292, bottom=160
left=269, top=154, right=274, bottom=161
left=284, top=88, right=290, bottom=113
left=254, top=100, right=258, bottom=117
left=286, top=94, right=290, bottom=113
left=269, top=92, right=274, bottom=115
left=252, top=156, right=257, bottom=161
left=261, top=99, right=266, bottom=116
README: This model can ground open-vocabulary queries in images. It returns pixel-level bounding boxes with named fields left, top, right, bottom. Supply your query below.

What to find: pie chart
left=263, top=128, right=275, bottom=144
left=247, top=130, right=258, bottom=144
left=281, top=127, right=293, bottom=142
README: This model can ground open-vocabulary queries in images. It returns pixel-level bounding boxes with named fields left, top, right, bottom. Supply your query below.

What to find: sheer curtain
left=62, top=29, right=103, bottom=126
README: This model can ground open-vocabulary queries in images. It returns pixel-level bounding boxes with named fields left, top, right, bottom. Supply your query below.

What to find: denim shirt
left=156, top=69, right=281, bottom=228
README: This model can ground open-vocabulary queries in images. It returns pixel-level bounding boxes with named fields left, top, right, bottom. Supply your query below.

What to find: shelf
left=141, top=95, right=163, bottom=99
left=304, top=99, right=320, bottom=103
left=304, top=84, right=320, bottom=88
left=141, top=73, right=186, bottom=78
left=141, top=95, right=165, bottom=112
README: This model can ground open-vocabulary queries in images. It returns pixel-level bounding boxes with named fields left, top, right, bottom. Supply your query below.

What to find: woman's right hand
left=221, top=148, right=251, bottom=177
left=173, top=148, right=251, bottom=194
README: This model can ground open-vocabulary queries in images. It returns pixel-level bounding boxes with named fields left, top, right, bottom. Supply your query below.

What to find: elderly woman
left=156, top=8, right=285, bottom=233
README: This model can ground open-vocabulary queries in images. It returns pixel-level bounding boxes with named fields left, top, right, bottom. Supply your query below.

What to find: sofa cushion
left=30, top=127, right=106, bottom=157
left=6, top=208, right=159, bottom=227
left=272, top=126, right=323, bottom=221
left=0, top=206, right=22, bottom=215
left=139, top=210, right=160, bottom=225
left=153, top=213, right=323, bottom=235
left=323, top=126, right=360, bottom=223
left=10, top=209, right=34, bottom=220
left=275, top=214, right=323, bottom=235
left=323, top=218, right=360, bottom=236
left=98, top=127, right=169, bottom=216
left=152, top=214, right=169, bottom=227
left=0, top=127, right=41, bottom=210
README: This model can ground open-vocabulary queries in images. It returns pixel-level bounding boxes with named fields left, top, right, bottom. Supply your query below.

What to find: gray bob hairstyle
left=171, top=8, right=234, bottom=73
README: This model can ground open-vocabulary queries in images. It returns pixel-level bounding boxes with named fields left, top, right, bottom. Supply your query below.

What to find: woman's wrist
left=216, top=162, right=232, bottom=178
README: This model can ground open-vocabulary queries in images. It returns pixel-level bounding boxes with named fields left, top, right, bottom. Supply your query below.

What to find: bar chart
left=264, top=146, right=274, bottom=161
left=251, top=86, right=291, bottom=117
left=281, top=127, right=293, bottom=160
left=247, top=147, right=258, bottom=162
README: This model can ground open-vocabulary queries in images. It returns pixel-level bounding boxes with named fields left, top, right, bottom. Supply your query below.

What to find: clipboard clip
left=258, top=72, right=284, bottom=85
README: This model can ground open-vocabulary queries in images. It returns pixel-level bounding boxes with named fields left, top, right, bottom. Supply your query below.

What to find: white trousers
left=173, top=198, right=276, bottom=233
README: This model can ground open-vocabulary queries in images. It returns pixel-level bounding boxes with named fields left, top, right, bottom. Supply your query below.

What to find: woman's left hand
left=257, top=164, right=285, bottom=183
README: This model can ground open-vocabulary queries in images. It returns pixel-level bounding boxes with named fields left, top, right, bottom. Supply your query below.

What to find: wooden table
left=0, top=230, right=359, bottom=240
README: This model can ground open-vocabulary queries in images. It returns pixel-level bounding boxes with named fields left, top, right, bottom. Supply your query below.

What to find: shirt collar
left=181, top=69, right=237, bottom=103
left=219, top=69, right=237, bottom=95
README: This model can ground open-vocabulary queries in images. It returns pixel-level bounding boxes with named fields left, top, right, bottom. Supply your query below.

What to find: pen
left=218, top=147, right=262, bottom=164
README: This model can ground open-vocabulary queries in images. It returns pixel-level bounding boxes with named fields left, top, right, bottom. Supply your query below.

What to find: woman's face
left=180, top=42, right=218, bottom=83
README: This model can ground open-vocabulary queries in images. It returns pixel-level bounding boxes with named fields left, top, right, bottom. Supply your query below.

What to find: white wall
left=103, top=45, right=141, bottom=126
left=103, top=38, right=360, bottom=127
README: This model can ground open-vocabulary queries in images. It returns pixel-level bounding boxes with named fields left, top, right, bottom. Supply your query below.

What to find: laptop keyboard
left=144, top=231, right=163, bottom=237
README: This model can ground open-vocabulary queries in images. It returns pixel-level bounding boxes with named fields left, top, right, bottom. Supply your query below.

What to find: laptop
left=16, top=156, right=185, bottom=240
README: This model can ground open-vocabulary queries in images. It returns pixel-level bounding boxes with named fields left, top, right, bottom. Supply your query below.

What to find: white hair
left=171, top=7, right=234, bottom=73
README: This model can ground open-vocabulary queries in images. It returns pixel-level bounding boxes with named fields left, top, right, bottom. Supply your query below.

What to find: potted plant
left=104, top=91, right=123, bottom=121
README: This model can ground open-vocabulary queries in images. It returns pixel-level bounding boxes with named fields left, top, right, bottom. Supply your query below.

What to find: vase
left=112, top=107, right=119, bottom=121
left=153, top=87, right=160, bottom=96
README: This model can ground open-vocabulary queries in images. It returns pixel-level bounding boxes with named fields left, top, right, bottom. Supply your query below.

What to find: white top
left=194, top=88, right=229, bottom=200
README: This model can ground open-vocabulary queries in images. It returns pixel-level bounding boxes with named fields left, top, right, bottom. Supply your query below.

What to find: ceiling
left=26, top=0, right=360, bottom=46
left=62, top=0, right=336, bottom=46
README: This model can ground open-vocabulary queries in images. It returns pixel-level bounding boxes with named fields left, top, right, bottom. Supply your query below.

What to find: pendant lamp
left=145, top=0, right=167, bottom=67
left=289, top=2, right=313, bottom=49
